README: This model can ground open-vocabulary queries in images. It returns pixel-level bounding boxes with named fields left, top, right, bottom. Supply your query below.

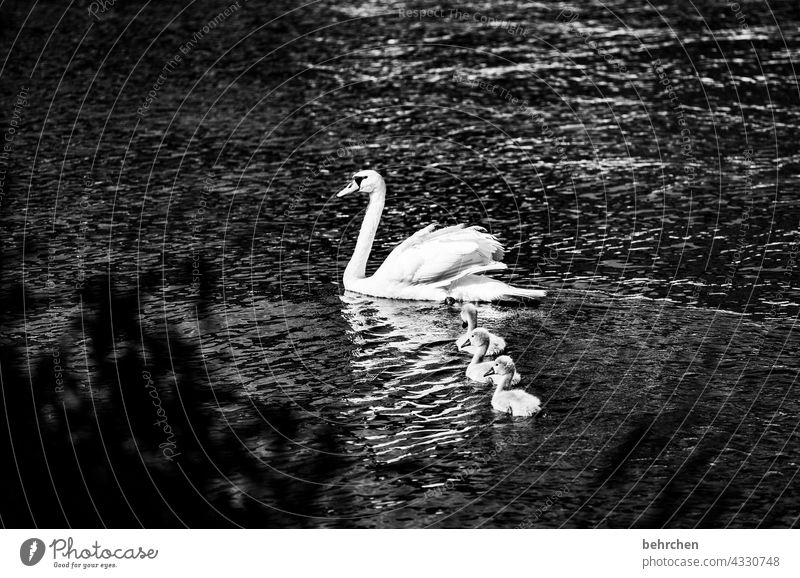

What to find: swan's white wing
left=411, top=241, right=507, bottom=287
left=376, top=225, right=506, bottom=287
left=381, top=224, right=469, bottom=262
left=384, top=223, right=437, bottom=256
left=373, top=223, right=444, bottom=276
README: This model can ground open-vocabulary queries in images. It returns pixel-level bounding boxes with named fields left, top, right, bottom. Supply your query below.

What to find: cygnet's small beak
left=484, top=367, right=496, bottom=377
left=336, top=180, right=360, bottom=197
left=461, top=321, right=468, bottom=329
left=465, top=339, right=472, bottom=347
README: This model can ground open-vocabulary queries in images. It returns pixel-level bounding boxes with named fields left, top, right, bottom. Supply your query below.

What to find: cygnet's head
left=460, top=303, right=478, bottom=329
left=484, top=355, right=516, bottom=378
left=336, top=169, right=384, bottom=197
left=466, top=327, right=490, bottom=348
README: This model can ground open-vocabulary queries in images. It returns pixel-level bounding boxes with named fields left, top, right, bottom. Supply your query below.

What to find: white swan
left=484, top=356, right=541, bottom=417
left=455, top=303, right=506, bottom=355
left=336, top=170, right=547, bottom=302
left=465, top=328, right=520, bottom=384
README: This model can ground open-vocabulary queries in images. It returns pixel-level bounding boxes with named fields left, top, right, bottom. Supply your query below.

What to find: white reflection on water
left=339, top=292, right=487, bottom=463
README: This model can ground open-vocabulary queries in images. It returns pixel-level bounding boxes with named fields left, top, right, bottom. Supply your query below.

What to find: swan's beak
left=484, top=367, right=496, bottom=377
left=461, top=321, right=468, bottom=329
left=465, top=339, right=472, bottom=347
left=336, top=181, right=359, bottom=197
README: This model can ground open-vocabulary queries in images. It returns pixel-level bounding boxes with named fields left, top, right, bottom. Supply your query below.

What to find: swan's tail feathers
left=502, top=286, right=547, bottom=301
left=448, top=275, right=546, bottom=303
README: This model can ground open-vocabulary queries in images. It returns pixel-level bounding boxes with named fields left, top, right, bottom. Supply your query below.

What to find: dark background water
left=0, top=0, right=798, bottom=528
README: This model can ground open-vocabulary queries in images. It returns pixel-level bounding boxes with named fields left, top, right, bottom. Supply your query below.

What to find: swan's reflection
left=338, top=292, right=482, bottom=462
left=340, top=291, right=453, bottom=348
left=340, top=291, right=459, bottom=387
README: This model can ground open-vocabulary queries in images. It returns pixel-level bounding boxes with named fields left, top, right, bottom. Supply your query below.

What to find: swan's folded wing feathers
left=378, top=224, right=457, bottom=273
left=410, top=233, right=506, bottom=285
left=400, top=224, right=466, bottom=249
left=461, top=226, right=505, bottom=261
left=374, top=226, right=427, bottom=279
left=390, top=223, right=437, bottom=253
left=410, top=240, right=483, bottom=284
left=376, top=224, right=507, bottom=286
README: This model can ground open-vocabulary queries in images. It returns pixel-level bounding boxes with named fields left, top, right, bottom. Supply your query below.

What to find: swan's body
left=336, top=170, right=547, bottom=302
left=485, top=356, right=541, bottom=417
left=456, top=303, right=506, bottom=355
left=465, top=329, right=520, bottom=384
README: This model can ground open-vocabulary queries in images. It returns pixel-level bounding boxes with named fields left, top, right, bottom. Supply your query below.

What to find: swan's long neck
left=493, top=372, right=512, bottom=395
left=470, top=343, right=488, bottom=365
left=466, top=316, right=476, bottom=333
left=344, top=187, right=385, bottom=281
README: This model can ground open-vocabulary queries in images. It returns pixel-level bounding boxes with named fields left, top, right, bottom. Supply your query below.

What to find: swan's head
left=484, top=355, right=515, bottom=378
left=336, top=169, right=384, bottom=197
left=460, top=303, right=478, bottom=329
left=466, top=327, right=490, bottom=348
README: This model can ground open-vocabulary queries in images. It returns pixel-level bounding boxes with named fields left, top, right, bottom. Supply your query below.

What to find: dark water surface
left=0, top=1, right=798, bottom=527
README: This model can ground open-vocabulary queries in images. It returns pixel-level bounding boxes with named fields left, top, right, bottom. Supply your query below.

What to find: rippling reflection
left=339, top=293, right=482, bottom=464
